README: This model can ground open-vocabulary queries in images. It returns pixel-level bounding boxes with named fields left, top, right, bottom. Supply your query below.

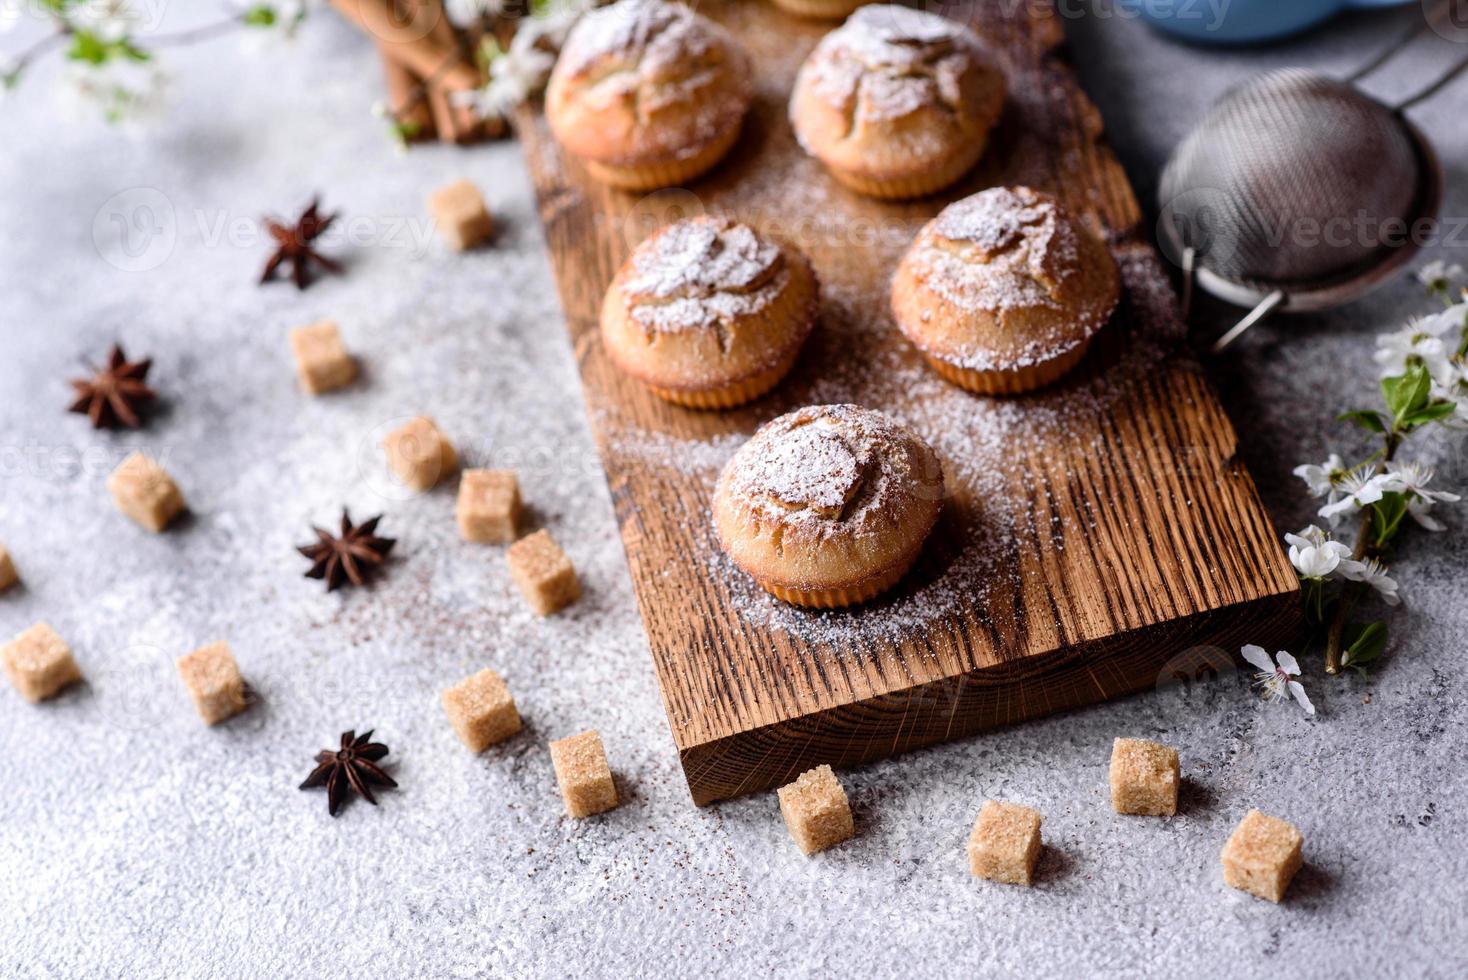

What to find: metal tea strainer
left=1156, top=1, right=1468, bottom=351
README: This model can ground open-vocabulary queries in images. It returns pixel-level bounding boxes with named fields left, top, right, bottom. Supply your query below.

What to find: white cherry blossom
left=1375, top=306, right=1463, bottom=383
left=1386, top=460, right=1460, bottom=531
left=1317, top=465, right=1404, bottom=526
left=1417, top=260, right=1467, bottom=292
left=1241, top=645, right=1314, bottom=715
left=1292, top=453, right=1344, bottom=500
left=1338, top=557, right=1401, bottom=605
left=1284, top=525, right=1361, bottom=580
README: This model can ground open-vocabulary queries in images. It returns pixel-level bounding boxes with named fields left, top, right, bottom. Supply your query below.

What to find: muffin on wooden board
left=789, top=4, right=1006, bottom=199
left=714, top=404, right=944, bottom=608
left=601, top=216, right=820, bottom=408
left=891, top=186, right=1120, bottom=394
left=546, top=0, right=754, bottom=191
left=769, top=0, right=869, bottom=20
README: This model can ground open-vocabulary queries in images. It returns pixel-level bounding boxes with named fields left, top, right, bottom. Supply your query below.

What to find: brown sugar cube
left=441, top=667, right=522, bottom=751
left=1109, top=737, right=1181, bottom=816
left=0, top=544, right=17, bottom=593
left=289, top=320, right=357, bottom=395
left=107, top=451, right=185, bottom=532
left=777, top=765, right=854, bottom=855
left=507, top=529, right=580, bottom=615
left=176, top=641, right=247, bottom=725
left=968, top=800, right=1043, bottom=886
left=382, top=416, right=459, bottom=492
left=1221, top=809, right=1304, bottom=903
left=428, top=179, right=495, bottom=251
left=550, top=729, right=618, bottom=818
left=456, top=469, right=521, bottom=544
left=2, top=622, right=82, bottom=703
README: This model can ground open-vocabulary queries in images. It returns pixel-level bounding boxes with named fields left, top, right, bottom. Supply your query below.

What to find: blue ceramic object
left=1120, top=0, right=1415, bottom=45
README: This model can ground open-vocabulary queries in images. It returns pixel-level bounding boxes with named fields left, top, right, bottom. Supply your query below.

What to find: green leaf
left=67, top=31, right=109, bottom=65
left=1341, top=621, right=1388, bottom=675
left=66, top=31, right=150, bottom=66
left=1400, top=400, right=1459, bottom=430
left=1339, top=409, right=1386, bottom=433
left=244, top=6, right=279, bottom=26
left=476, top=37, right=504, bottom=71
left=1382, top=364, right=1432, bottom=426
left=1368, top=491, right=1410, bottom=547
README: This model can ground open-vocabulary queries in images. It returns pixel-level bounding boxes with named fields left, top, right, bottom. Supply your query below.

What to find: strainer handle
left=1346, top=0, right=1468, bottom=108
left=1211, top=291, right=1287, bottom=354
left=1394, top=52, right=1468, bottom=110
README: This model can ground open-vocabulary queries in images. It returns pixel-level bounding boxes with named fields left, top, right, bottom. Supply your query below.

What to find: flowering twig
left=1254, top=261, right=1467, bottom=711
left=2, top=1, right=309, bottom=122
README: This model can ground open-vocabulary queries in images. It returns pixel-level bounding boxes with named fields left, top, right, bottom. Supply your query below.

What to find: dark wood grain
left=519, top=0, right=1300, bottom=805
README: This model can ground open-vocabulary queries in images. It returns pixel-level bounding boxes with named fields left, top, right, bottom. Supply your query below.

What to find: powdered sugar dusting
left=723, top=405, right=912, bottom=531
left=923, top=186, right=1079, bottom=313
left=604, top=246, right=1178, bottom=653
left=798, top=4, right=988, bottom=123
left=623, top=217, right=786, bottom=333
left=557, top=0, right=716, bottom=80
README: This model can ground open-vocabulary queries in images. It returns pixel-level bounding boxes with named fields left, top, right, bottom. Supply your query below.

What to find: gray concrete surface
left=2, top=4, right=1466, bottom=978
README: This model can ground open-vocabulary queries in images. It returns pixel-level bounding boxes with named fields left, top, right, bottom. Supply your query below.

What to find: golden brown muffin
left=891, top=186, right=1120, bottom=394
left=789, top=4, right=1005, bottom=199
left=770, top=0, right=868, bottom=20
left=714, top=405, right=944, bottom=607
left=545, top=0, right=754, bottom=191
left=601, top=216, right=820, bottom=408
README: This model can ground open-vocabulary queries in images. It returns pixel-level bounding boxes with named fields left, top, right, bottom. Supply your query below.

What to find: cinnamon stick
left=380, top=45, right=435, bottom=141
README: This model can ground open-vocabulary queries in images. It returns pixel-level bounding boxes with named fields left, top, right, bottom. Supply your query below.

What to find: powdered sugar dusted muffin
left=602, top=216, right=819, bottom=408
left=891, top=186, right=1120, bottom=394
left=714, top=405, right=944, bottom=607
left=770, top=0, right=868, bottom=20
left=789, top=5, right=1005, bottom=199
left=546, top=0, right=754, bottom=190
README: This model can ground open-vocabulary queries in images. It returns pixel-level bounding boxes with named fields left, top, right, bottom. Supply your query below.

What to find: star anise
left=299, top=729, right=398, bottom=816
left=260, top=197, right=343, bottom=289
left=68, top=344, right=157, bottom=430
left=297, top=510, right=395, bottom=592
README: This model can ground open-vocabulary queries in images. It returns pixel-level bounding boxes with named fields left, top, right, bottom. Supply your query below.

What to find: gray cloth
left=0, top=6, right=1464, bottom=978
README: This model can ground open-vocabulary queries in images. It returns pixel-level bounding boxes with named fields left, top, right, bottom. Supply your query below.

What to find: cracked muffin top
left=600, top=217, right=820, bottom=408
left=713, top=404, right=944, bottom=606
left=546, top=0, right=753, bottom=187
left=789, top=5, right=1006, bottom=199
left=891, top=186, right=1121, bottom=394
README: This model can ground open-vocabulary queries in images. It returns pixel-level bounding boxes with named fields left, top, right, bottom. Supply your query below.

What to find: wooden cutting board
left=518, top=0, right=1299, bottom=805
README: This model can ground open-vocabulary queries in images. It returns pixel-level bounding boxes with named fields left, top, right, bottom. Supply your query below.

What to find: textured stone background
left=2, top=4, right=1466, bottom=978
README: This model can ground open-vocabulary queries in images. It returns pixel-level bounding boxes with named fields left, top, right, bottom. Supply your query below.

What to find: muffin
left=545, top=0, right=754, bottom=191
left=602, top=216, right=819, bottom=408
left=891, top=186, right=1120, bottom=394
left=770, top=0, right=868, bottom=20
left=714, top=405, right=944, bottom=607
left=789, top=5, right=1006, bottom=199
